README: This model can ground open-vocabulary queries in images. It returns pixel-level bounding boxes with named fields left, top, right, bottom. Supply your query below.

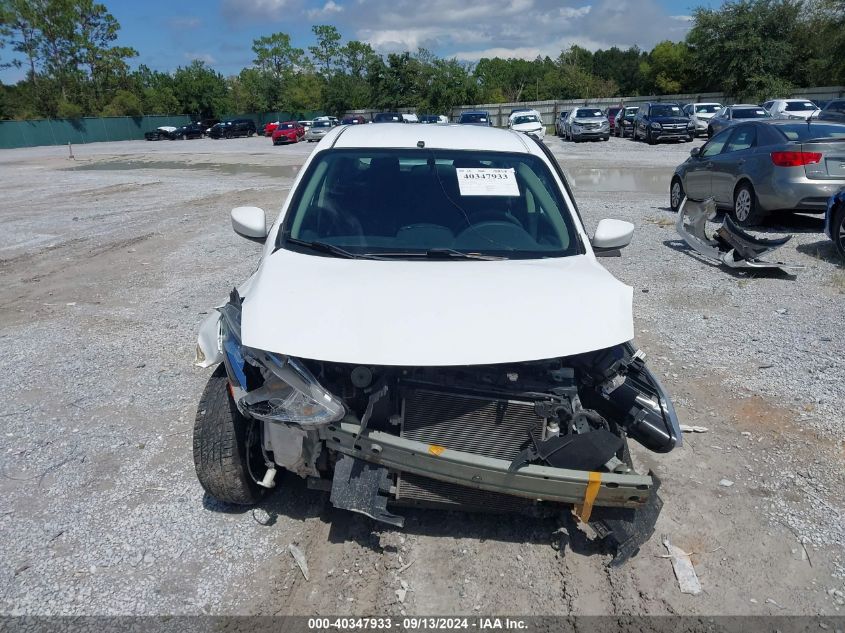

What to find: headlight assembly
left=240, top=350, right=345, bottom=428
left=218, top=305, right=345, bottom=428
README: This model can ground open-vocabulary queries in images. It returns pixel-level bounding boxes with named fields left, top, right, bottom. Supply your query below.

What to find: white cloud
left=221, top=0, right=693, bottom=55
left=307, top=0, right=343, bottom=18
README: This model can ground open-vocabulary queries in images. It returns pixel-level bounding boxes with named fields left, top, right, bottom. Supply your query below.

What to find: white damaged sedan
left=193, top=123, right=680, bottom=563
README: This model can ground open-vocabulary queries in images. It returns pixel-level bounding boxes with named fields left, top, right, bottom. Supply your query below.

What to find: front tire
left=193, top=366, right=268, bottom=505
left=646, top=129, right=656, bottom=145
left=731, top=182, right=765, bottom=227
left=832, top=204, right=845, bottom=260
left=670, top=177, right=685, bottom=212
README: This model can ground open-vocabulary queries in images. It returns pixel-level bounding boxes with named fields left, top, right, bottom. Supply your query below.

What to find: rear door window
left=701, top=128, right=732, bottom=157
left=724, top=126, right=757, bottom=153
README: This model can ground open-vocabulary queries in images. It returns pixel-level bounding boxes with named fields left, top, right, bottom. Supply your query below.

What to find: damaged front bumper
left=675, top=196, right=802, bottom=272
left=325, top=420, right=655, bottom=509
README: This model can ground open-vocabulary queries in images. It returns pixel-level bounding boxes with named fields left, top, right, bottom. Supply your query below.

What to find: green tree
left=686, top=0, right=803, bottom=100
left=252, top=32, right=305, bottom=78
left=644, top=41, right=690, bottom=94
left=308, top=24, right=341, bottom=76
left=172, top=60, right=228, bottom=118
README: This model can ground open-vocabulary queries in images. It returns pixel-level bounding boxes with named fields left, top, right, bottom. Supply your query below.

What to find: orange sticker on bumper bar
left=574, top=471, right=602, bottom=523
left=428, top=444, right=446, bottom=456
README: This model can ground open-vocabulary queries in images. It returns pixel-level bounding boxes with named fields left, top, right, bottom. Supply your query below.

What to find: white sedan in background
left=763, top=99, right=820, bottom=120
left=508, top=109, right=546, bottom=140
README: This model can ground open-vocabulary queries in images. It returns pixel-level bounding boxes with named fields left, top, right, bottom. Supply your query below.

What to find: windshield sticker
left=456, top=168, right=520, bottom=196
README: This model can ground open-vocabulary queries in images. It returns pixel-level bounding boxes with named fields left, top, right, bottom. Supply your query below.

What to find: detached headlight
left=240, top=351, right=345, bottom=427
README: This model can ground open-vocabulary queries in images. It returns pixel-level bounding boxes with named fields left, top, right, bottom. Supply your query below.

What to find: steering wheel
left=454, top=221, right=536, bottom=250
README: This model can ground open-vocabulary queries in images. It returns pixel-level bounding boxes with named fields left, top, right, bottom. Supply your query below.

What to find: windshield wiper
left=285, top=237, right=384, bottom=260
left=373, top=248, right=505, bottom=261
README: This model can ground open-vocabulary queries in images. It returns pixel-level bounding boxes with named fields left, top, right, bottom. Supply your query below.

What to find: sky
left=0, top=0, right=726, bottom=83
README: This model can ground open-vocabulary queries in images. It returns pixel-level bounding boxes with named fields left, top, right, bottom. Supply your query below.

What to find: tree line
left=1, top=0, right=843, bottom=121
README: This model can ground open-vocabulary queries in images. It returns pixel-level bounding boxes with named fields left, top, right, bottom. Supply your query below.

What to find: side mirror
left=592, top=219, right=634, bottom=255
left=690, top=147, right=700, bottom=158
left=231, top=206, right=267, bottom=243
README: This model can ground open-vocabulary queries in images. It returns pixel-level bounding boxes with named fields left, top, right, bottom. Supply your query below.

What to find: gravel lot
left=0, top=132, right=843, bottom=616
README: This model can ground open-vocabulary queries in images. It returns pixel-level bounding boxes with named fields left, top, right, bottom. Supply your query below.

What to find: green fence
left=0, top=111, right=325, bottom=150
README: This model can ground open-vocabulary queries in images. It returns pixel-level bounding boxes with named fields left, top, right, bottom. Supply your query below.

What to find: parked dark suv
left=209, top=119, right=257, bottom=139
left=633, top=103, right=694, bottom=144
left=372, top=112, right=404, bottom=123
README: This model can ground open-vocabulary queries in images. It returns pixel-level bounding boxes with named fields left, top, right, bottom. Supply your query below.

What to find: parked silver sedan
left=305, top=120, right=333, bottom=142
left=707, top=104, right=770, bottom=137
left=670, top=121, right=845, bottom=226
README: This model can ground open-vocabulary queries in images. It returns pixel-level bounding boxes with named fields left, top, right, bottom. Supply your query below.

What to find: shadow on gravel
left=757, top=212, right=825, bottom=235
left=796, top=239, right=842, bottom=265
left=662, top=238, right=798, bottom=280
left=201, top=473, right=327, bottom=524
left=202, top=472, right=608, bottom=558
left=327, top=504, right=606, bottom=559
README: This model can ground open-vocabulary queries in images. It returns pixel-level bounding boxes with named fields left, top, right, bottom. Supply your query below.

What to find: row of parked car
left=549, top=97, right=845, bottom=145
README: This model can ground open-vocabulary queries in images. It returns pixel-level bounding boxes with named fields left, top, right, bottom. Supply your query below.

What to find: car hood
left=693, top=112, right=716, bottom=119
left=512, top=122, right=544, bottom=132
left=241, top=250, right=634, bottom=366
left=572, top=118, right=605, bottom=124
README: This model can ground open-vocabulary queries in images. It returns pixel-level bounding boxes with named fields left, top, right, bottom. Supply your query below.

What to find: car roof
left=461, top=111, right=489, bottom=115
left=331, top=122, right=533, bottom=153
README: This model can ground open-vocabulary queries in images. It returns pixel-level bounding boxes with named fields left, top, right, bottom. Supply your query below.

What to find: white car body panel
left=202, top=123, right=631, bottom=367
left=241, top=250, right=633, bottom=366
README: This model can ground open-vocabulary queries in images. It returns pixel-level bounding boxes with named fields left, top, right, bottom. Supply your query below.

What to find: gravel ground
left=0, top=133, right=843, bottom=616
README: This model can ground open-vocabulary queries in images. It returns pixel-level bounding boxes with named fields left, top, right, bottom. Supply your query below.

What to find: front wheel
left=646, top=130, right=656, bottom=145
left=731, top=182, right=765, bottom=227
left=193, top=367, right=268, bottom=505
left=670, top=177, right=685, bottom=212
left=832, top=204, right=845, bottom=260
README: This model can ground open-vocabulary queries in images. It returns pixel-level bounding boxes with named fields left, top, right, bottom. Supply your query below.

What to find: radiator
left=396, top=389, right=549, bottom=511
left=400, top=388, right=544, bottom=461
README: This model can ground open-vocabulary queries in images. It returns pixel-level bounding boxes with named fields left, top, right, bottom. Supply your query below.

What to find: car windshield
left=624, top=107, right=638, bottom=116
left=374, top=113, right=401, bottom=122
left=775, top=123, right=845, bottom=141
left=785, top=101, right=817, bottom=111
left=695, top=104, right=721, bottom=113
left=649, top=105, right=682, bottom=117
left=575, top=109, right=602, bottom=118
left=313, top=121, right=332, bottom=128
left=280, top=123, right=295, bottom=129
left=279, top=149, right=580, bottom=259
left=733, top=108, right=769, bottom=119
left=513, top=114, right=540, bottom=125
left=461, top=113, right=488, bottom=124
